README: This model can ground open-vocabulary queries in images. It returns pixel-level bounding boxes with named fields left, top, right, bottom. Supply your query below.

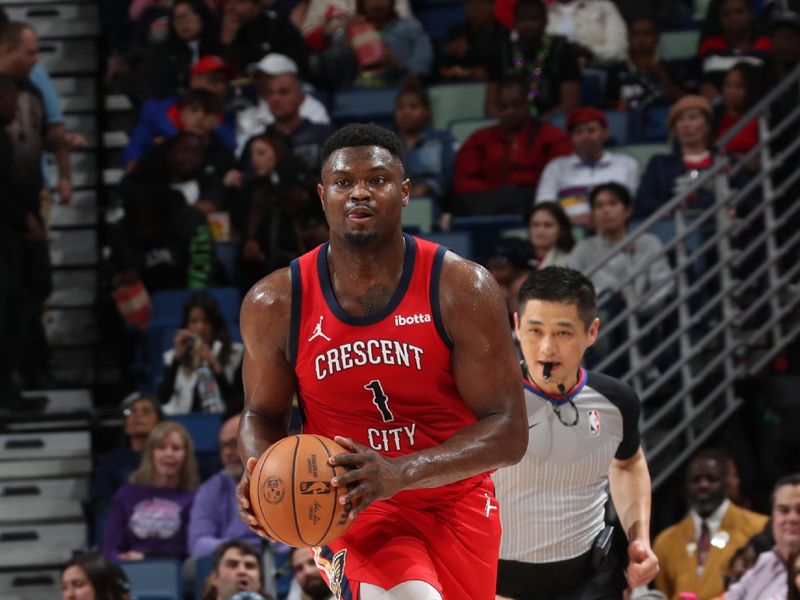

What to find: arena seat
left=580, top=68, right=608, bottom=106
left=429, top=82, right=486, bottom=129
left=451, top=214, right=527, bottom=264
left=419, top=231, right=472, bottom=260
left=403, top=196, right=435, bottom=233
left=118, top=558, right=182, bottom=600
left=658, top=29, right=701, bottom=61
left=330, top=88, right=399, bottom=129
left=617, top=143, right=671, bottom=170
left=194, top=554, right=213, bottom=600
left=169, top=414, right=223, bottom=455
left=416, top=0, right=465, bottom=41
left=448, top=117, right=496, bottom=145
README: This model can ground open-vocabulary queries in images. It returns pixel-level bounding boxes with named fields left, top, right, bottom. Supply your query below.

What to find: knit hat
left=566, top=106, right=608, bottom=131
left=667, top=95, right=713, bottom=130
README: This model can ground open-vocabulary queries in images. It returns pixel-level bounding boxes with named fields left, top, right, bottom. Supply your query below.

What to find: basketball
left=249, top=434, right=354, bottom=548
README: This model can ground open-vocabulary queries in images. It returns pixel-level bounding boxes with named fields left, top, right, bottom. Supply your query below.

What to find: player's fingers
left=246, top=456, right=258, bottom=473
left=329, top=451, right=366, bottom=469
left=331, top=465, right=366, bottom=488
left=333, top=436, right=365, bottom=452
left=339, top=482, right=371, bottom=510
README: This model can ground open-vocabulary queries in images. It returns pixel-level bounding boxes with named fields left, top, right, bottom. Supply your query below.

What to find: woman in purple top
left=102, top=421, right=199, bottom=561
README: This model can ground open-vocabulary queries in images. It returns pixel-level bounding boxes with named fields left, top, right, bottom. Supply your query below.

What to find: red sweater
left=453, top=118, right=573, bottom=193
left=717, top=112, right=759, bottom=155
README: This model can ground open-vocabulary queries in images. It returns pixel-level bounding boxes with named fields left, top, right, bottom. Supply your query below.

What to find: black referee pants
left=496, top=550, right=627, bottom=600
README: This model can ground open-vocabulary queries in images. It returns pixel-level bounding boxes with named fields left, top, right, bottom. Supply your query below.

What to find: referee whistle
left=542, top=362, right=554, bottom=380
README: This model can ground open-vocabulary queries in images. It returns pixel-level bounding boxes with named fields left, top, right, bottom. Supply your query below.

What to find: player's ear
left=513, top=311, right=520, bottom=333
left=401, top=178, right=411, bottom=207
left=317, top=182, right=325, bottom=208
left=586, top=317, right=600, bottom=347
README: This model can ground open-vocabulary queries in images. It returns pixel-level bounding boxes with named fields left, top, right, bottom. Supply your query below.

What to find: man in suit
left=653, top=450, right=768, bottom=600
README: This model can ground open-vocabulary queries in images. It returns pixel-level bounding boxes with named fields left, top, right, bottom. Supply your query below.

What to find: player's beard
left=306, top=577, right=332, bottom=600
left=345, top=230, right=379, bottom=247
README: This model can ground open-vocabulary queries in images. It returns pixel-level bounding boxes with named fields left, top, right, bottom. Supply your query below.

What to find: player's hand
left=626, top=540, right=659, bottom=588
left=236, top=456, right=270, bottom=538
left=329, top=436, right=407, bottom=517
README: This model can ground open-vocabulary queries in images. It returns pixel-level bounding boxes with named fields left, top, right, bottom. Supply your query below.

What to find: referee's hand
left=626, top=540, right=659, bottom=588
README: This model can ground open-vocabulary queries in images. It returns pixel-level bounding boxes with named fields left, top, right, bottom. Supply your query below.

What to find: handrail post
left=713, top=163, right=739, bottom=413
left=757, top=114, right=785, bottom=350
left=674, top=208, right=696, bottom=446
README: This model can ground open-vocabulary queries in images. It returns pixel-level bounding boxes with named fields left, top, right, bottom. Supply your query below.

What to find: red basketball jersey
left=290, top=234, right=485, bottom=505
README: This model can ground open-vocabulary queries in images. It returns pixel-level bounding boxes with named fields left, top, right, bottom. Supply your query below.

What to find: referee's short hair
left=517, top=266, right=597, bottom=330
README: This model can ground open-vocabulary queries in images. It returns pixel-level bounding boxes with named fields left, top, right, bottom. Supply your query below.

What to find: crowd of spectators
left=1, top=0, right=798, bottom=598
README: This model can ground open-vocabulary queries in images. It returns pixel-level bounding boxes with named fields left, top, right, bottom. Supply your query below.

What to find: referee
left=494, top=267, right=659, bottom=599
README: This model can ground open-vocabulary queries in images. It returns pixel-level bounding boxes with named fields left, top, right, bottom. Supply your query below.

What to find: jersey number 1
left=364, top=380, right=394, bottom=422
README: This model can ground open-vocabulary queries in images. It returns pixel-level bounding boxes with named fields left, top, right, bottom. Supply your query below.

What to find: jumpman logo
left=308, top=315, right=331, bottom=342
left=484, top=493, right=498, bottom=518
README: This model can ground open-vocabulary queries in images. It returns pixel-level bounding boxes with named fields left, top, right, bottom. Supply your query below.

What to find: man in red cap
left=535, top=105, right=638, bottom=228
left=123, top=55, right=238, bottom=171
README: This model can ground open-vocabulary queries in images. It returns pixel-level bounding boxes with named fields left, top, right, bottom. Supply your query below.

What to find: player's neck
left=327, top=233, right=407, bottom=305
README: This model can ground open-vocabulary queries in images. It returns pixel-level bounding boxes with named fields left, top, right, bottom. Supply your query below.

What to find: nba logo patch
left=587, top=410, right=601, bottom=436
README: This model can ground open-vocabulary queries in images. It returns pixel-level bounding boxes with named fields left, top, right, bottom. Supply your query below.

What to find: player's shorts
left=311, top=477, right=501, bottom=600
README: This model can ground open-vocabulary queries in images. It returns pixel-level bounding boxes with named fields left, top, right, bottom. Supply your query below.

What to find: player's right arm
left=236, top=267, right=296, bottom=535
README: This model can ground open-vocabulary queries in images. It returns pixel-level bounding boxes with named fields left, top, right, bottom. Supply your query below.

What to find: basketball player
left=236, top=123, right=528, bottom=600
left=493, top=266, right=659, bottom=599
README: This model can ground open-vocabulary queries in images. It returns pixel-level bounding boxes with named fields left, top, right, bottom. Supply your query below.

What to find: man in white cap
left=236, top=52, right=330, bottom=154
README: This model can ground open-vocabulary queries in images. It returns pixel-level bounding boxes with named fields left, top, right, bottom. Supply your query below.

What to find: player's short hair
left=210, top=541, right=263, bottom=576
left=320, top=123, right=403, bottom=167
left=686, top=448, right=730, bottom=480
left=181, top=87, right=222, bottom=114
left=589, top=182, right=632, bottom=209
left=771, top=473, right=800, bottom=510
left=0, top=21, right=32, bottom=48
left=204, top=541, right=264, bottom=600
left=514, top=0, right=546, bottom=18
left=517, top=266, right=597, bottom=330
left=497, top=75, right=529, bottom=99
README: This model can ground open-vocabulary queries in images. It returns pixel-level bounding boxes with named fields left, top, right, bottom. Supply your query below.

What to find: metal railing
left=586, top=64, right=800, bottom=489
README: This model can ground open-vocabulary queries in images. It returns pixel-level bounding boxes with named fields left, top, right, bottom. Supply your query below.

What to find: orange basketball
left=249, top=434, right=354, bottom=548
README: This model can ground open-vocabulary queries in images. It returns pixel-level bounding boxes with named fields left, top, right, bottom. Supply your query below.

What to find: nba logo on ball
left=265, top=476, right=285, bottom=504
left=587, top=410, right=601, bottom=436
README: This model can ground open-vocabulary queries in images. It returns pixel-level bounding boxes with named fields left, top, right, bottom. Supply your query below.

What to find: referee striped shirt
left=493, top=368, right=640, bottom=563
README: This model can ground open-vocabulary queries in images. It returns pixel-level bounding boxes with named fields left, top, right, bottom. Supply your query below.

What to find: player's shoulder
left=584, top=370, right=640, bottom=412
left=439, top=250, right=504, bottom=305
left=240, top=266, right=292, bottom=325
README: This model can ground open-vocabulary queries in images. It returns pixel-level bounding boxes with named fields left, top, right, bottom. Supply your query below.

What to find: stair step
left=0, top=522, right=87, bottom=568
left=0, top=498, right=83, bottom=524
left=48, top=189, right=96, bottom=227
left=0, top=477, right=89, bottom=500
left=0, top=458, right=91, bottom=480
left=105, top=93, right=133, bottom=112
left=39, top=39, right=97, bottom=74
left=102, top=130, right=129, bottom=149
left=50, top=270, right=97, bottom=307
left=3, top=4, right=100, bottom=38
left=49, top=229, right=97, bottom=266
left=45, top=308, right=98, bottom=345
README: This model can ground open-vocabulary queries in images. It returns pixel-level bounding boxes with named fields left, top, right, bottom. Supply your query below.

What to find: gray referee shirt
left=493, top=369, right=641, bottom=563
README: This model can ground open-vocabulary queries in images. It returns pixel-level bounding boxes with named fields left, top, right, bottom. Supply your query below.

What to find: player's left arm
left=609, top=447, right=660, bottom=588
left=331, top=254, right=528, bottom=511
